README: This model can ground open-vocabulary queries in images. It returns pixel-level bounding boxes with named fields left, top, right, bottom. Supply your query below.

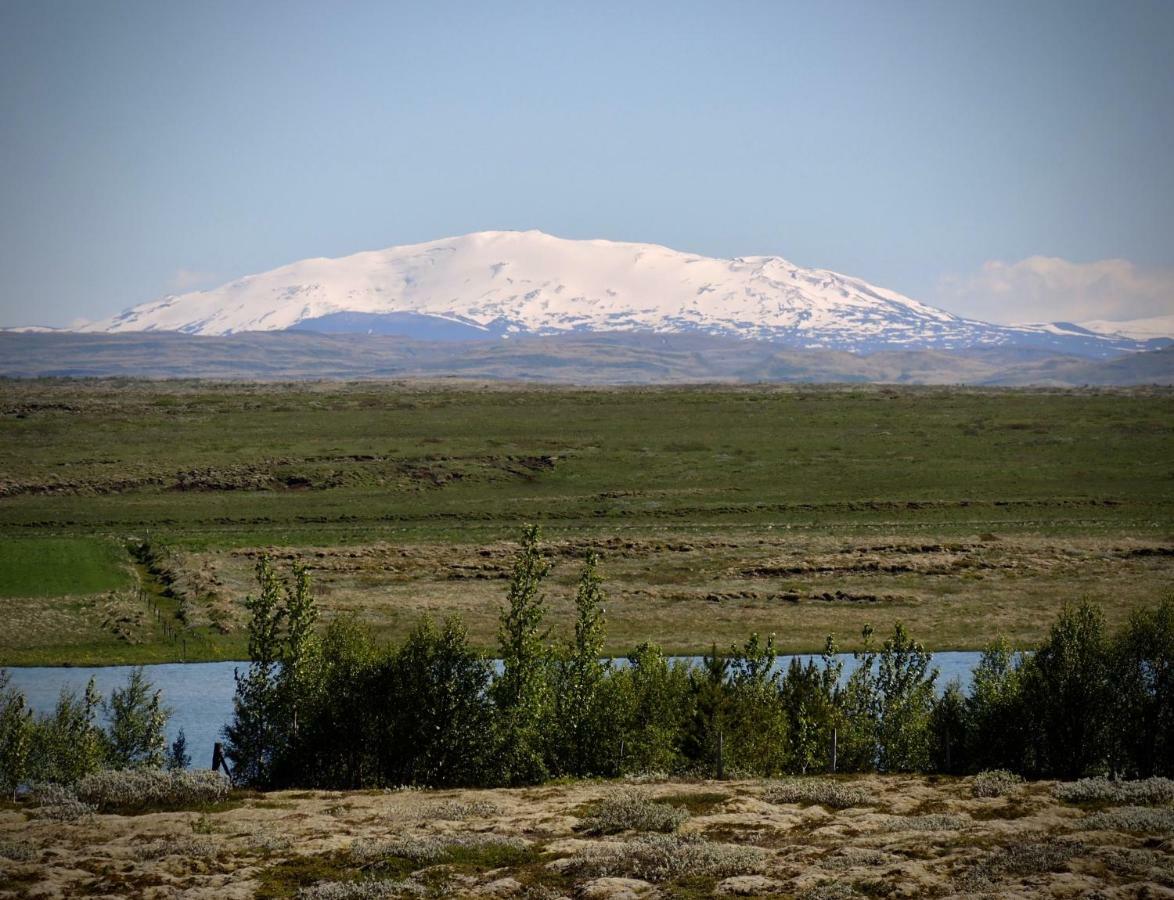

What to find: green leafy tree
left=614, top=642, right=691, bottom=774
left=1022, top=601, right=1112, bottom=777
left=166, top=729, right=191, bottom=771
left=779, top=637, right=842, bottom=774
left=837, top=625, right=881, bottom=771
left=875, top=623, right=936, bottom=772
left=224, top=556, right=286, bottom=785
left=29, top=679, right=105, bottom=783
left=725, top=632, right=788, bottom=775
left=550, top=551, right=612, bottom=776
left=965, top=636, right=1027, bottom=772
left=683, top=647, right=731, bottom=776
left=383, top=616, right=496, bottom=786
left=278, top=562, right=322, bottom=743
left=0, top=672, right=33, bottom=799
left=491, top=524, right=553, bottom=784
left=1109, top=598, right=1173, bottom=777
left=105, top=667, right=169, bottom=769
left=929, top=680, right=968, bottom=774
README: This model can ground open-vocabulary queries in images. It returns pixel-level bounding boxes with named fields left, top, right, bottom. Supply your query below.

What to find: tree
left=277, top=562, right=321, bottom=743
left=966, top=636, right=1027, bottom=772
left=929, top=680, right=968, bottom=774
left=224, top=556, right=286, bottom=785
left=725, top=632, right=788, bottom=775
left=550, top=551, right=612, bottom=776
left=29, top=679, right=105, bottom=783
left=875, top=623, right=936, bottom=772
left=382, top=616, right=496, bottom=787
left=837, top=625, right=881, bottom=771
left=614, top=642, right=691, bottom=774
left=105, top=667, right=169, bottom=769
left=683, top=647, right=730, bottom=776
left=491, top=524, right=553, bottom=784
left=1110, top=598, right=1173, bottom=777
left=1022, top=602, right=1111, bottom=778
left=779, top=637, right=842, bottom=774
left=0, top=672, right=33, bottom=799
left=166, top=729, right=191, bottom=771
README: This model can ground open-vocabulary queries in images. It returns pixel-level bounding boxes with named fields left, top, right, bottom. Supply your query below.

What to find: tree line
left=221, top=526, right=1173, bottom=788
left=0, top=667, right=190, bottom=799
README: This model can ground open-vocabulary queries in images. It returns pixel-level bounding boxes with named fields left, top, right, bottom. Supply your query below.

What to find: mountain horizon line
left=8, top=230, right=1172, bottom=357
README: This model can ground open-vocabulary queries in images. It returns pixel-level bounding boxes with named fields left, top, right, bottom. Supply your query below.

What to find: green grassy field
left=1, top=380, right=1170, bottom=664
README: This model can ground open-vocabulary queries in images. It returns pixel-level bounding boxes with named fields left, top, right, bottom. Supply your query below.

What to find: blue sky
left=2, top=0, right=1172, bottom=327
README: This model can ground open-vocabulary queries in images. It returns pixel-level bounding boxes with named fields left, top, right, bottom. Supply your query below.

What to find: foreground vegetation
left=3, top=774, right=1172, bottom=898
left=1, top=380, right=1171, bottom=664
left=218, top=530, right=1171, bottom=789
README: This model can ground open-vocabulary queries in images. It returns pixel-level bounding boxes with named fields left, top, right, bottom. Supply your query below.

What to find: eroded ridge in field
left=4, top=775, right=1172, bottom=898
left=139, top=532, right=1173, bottom=655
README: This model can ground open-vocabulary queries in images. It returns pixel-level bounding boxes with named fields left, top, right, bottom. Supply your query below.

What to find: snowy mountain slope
left=1075, top=315, right=1174, bottom=341
left=85, top=231, right=1165, bottom=355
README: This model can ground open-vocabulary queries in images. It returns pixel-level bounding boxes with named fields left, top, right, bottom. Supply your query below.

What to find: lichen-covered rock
left=578, top=877, right=659, bottom=899
left=716, top=874, right=784, bottom=895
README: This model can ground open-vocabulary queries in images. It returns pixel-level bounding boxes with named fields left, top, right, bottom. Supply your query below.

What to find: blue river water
left=6, top=652, right=982, bottom=771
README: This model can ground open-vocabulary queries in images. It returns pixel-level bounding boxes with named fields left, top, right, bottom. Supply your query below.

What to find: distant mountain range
left=2, top=331, right=1171, bottom=386
left=64, top=231, right=1169, bottom=358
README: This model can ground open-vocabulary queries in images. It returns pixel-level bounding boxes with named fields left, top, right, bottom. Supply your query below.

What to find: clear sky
left=2, top=0, right=1172, bottom=328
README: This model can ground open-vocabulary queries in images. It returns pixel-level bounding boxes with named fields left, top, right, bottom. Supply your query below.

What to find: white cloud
left=168, top=268, right=218, bottom=292
left=935, top=256, right=1174, bottom=324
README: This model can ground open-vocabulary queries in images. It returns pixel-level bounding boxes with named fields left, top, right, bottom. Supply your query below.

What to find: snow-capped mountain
left=1075, top=315, right=1174, bottom=341
left=85, top=231, right=1166, bottom=356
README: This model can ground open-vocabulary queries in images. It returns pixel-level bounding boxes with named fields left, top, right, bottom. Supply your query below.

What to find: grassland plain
left=3, top=775, right=1173, bottom=898
left=0, top=379, right=1170, bottom=665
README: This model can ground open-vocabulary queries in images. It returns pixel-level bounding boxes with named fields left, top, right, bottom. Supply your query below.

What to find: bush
left=972, top=769, right=1023, bottom=798
left=26, top=784, right=95, bottom=822
left=351, top=833, right=529, bottom=867
left=955, top=840, right=1083, bottom=889
left=296, top=881, right=426, bottom=900
left=422, top=798, right=502, bottom=820
left=133, top=835, right=220, bottom=860
left=0, top=840, right=35, bottom=861
left=74, top=768, right=231, bottom=812
left=1083, top=806, right=1174, bottom=833
left=762, top=778, right=871, bottom=810
left=877, top=813, right=967, bottom=831
left=579, top=789, right=689, bottom=835
left=567, top=833, right=765, bottom=882
left=1054, top=776, right=1174, bottom=805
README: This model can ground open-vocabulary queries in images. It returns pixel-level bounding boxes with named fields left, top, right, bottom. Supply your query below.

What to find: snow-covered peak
left=81, top=231, right=1164, bottom=356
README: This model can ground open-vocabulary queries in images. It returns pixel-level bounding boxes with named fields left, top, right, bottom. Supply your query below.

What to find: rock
left=715, top=874, right=784, bottom=895
left=579, top=877, right=659, bottom=899
left=477, top=876, right=524, bottom=896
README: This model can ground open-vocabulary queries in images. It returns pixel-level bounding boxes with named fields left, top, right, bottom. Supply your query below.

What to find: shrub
left=133, top=836, right=220, bottom=860
left=296, top=881, right=427, bottom=900
left=972, top=769, right=1024, bottom=798
left=424, top=798, right=502, bottom=820
left=877, top=813, right=967, bottom=831
left=351, top=833, right=529, bottom=867
left=1054, top=776, right=1174, bottom=806
left=0, top=840, right=35, bottom=861
left=567, top=833, right=765, bottom=882
left=762, top=778, right=871, bottom=810
left=74, top=768, right=231, bottom=812
left=955, top=840, right=1083, bottom=889
left=579, top=789, right=688, bottom=835
left=1083, top=806, right=1174, bottom=833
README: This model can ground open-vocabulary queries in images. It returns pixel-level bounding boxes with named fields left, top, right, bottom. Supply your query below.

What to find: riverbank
left=4, top=774, right=1171, bottom=898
